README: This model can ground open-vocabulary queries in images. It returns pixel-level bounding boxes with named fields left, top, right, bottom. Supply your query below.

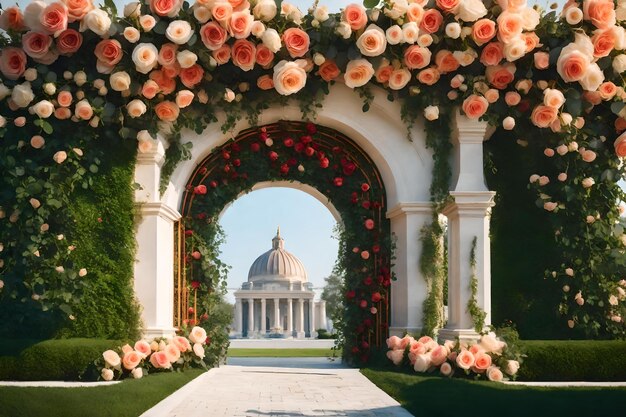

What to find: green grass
left=0, top=369, right=204, bottom=417
left=227, top=348, right=341, bottom=357
left=362, top=368, right=626, bottom=417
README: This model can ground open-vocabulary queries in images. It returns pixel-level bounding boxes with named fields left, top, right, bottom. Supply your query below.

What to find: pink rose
left=480, top=42, right=504, bottom=66
left=179, top=64, right=204, bottom=88
left=172, top=336, right=192, bottom=352
left=417, top=68, right=440, bottom=85
left=176, top=90, right=194, bottom=108
left=283, top=28, right=309, bottom=58
left=56, top=29, right=82, bottom=55
left=487, top=365, right=504, bottom=381
left=142, top=80, right=160, bottom=99
left=534, top=51, right=549, bottom=69
left=404, top=45, right=432, bottom=70
left=255, top=45, right=274, bottom=68
left=229, top=10, right=254, bottom=39
left=430, top=345, right=448, bottom=366
left=200, top=21, right=228, bottom=51
left=436, top=0, right=460, bottom=13
left=592, top=29, right=616, bottom=58
left=0, top=6, right=25, bottom=31
left=95, top=39, right=122, bottom=67
left=386, top=335, right=401, bottom=350
left=386, top=348, right=404, bottom=365
left=472, top=19, right=496, bottom=45
left=154, top=101, right=180, bottom=122
left=149, top=351, right=171, bottom=369
left=343, top=3, right=367, bottom=31
left=74, top=99, right=93, bottom=120
left=257, top=74, right=274, bottom=90
left=232, top=39, right=256, bottom=71
left=134, top=340, right=151, bottom=358
left=63, top=0, right=94, bottom=22
left=583, top=0, right=615, bottom=30
left=0, top=47, right=27, bottom=80
left=420, top=9, right=443, bottom=34
left=599, top=82, right=617, bottom=100
left=531, top=105, right=558, bottom=128
left=212, top=45, right=231, bottom=65
left=440, top=362, right=453, bottom=376
left=435, top=50, right=459, bottom=74
left=557, top=49, right=589, bottom=82
left=40, top=2, right=68, bottom=35
left=212, top=1, right=233, bottom=23
left=485, top=64, right=515, bottom=90
left=150, top=0, right=182, bottom=17
left=580, top=148, right=597, bottom=162
left=22, top=31, right=52, bottom=59
left=318, top=60, right=340, bottom=82
left=158, top=43, right=178, bottom=67
left=615, top=133, right=626, bottom=158
left=462, top=95, right=489, bottom=119
left=122, top=351, right=142, bottom=370
left=544, top=202, right=558, bottom=211
left=165, top=343, right=181, bottom=363
left=473, top=352, right=492, bottom=371
left=497, top=11, right=523, bottom=43
left=455, top=349, right=475, bottom=369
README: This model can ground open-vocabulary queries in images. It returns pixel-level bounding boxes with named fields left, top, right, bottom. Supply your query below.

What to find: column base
left=437, top=328, right=481, bottom=345
left=389, top=327, right=423, bottom=338
left=296, top=332, right=306, bottom=339
left=143, top=326, right=178, bottom=340
left=309, top=331, right=318, bottom=339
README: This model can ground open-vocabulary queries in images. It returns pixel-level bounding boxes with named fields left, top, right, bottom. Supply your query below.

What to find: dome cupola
left=247, top=228, right=308, bottom=283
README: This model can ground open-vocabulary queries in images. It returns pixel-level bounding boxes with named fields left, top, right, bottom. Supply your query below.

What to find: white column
left=235, top=298, right=242, bottom=334
left=133, top=136, right=179, bottom=339
left=439, top=111, right=495, bottom=344
left=261, top=298, right=267, bottom=333
left=273, top=298, right=281, bottom=330
left=309, top=299, right=316, bottom=338
left=287, top=298, right=293, bottom=336
left=297, top=298, right=305, bottom=339
left=319, top=300, right=327, bottom=331
left=386, top=203, right=433, bottom=337
left=247, top=298, right=254, bottom=337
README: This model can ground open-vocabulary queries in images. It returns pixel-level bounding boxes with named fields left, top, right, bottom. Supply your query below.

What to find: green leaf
left=59, top=303, right=73, bottom=315
left=363, top=0, right=380, bottom=8
left=89, top=164, right=99, bottom=173
left=42, top=120, right=53, bottom=135
left=611, top=101, right=625, bottom=116
left=104, top=0, right=118, bottom=15
left=154, top=20, right=168, bottom=35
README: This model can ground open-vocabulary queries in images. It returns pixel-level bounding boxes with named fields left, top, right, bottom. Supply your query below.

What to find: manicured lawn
left=362, top=368, right=626, bottom=417
left=0, top=369, right=204, bottom=417
left=228, top=348, right=341, bottom=357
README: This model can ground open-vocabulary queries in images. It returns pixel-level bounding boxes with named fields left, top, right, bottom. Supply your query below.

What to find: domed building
left=233, top=228, right=327, bottom=339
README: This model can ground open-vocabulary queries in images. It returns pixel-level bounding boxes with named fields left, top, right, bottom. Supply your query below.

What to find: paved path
left=141, top=358, right=414, bottom=417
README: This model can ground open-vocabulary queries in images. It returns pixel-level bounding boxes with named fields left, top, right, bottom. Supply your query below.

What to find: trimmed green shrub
left=15, top=338, right=122, bottom=381
left=518, top=340, right=626, bottom=381
left=0, top=357, right=16, bottom=380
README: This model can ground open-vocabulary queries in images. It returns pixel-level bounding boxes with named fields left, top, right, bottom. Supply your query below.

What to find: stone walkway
left=140, top=358, right=414, bottom=417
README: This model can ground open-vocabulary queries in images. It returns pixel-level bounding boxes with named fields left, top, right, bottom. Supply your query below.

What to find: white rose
left=456, top=0, right=488, bottom=22
left=565, top=7, right=583, bottom=25
left=31, top=100, right=54, bottom=118
left=454, top=49, right=477, bottom=66
left=24, top=68, right=38, bottom=82
left=613, top=26, right=626, bottom=51
left=193, top=343, right=205, bottom=359
left=335, top=21, right=351, bottom=40
left=101, top=368, right=114, bottom=381
left=356, top=25, right=387, bottom=57
left=127, top=99, right=147, bottom=118
left=74, top=70, right=87, bottom=86
left=520, top=7, right=540, bottom=31
left=424, top=105, right=439, bottom=121
left=281, top=2, right=302, bottom=25
left=166, top=20, right=193, bottom=45
left=189, top=326, right=207, bottom=344
left=177, top=50, right=198, bottom=69
left=43, top=83, right=56, bottom=95
left=615, top=55, right=626, bottom=74
left=618, top=4, right=626, bottom=21
left=0, top=84, right=11, bottom=101
left=582, top=177, right=595, bottom=188
left=11, top=82, right=35, bottom=108
left=137, top=130, right=154, bottom=142
left=224, top=88, right=235, bottom=102
left=81, top=9, right=111, bottom=37
left=579, top=62, right=604, bottom=91
left=23, top=1, right=46, bottom=32
left=193, top=5, right=211, bottom=23
left=109, top=71, right=131, bottom=91
left=0, top=116, right=5, bottom=128
left=413, top=353, right=431, bottom=373
left=504, top=360, right=520, bottom=376
left=313, top=53, right=325, bottom=66
left=132, top=43, right=158, bottom=74
left=384, top=0, right=408, bottom=20
left=388, top=68, right=411, bottom=90
left=131, top=368, right=143, bottom=379
left=250, top=21, right=265, bottom=38
left=123, top=2, right=141, bottom=18
left=503, top=36, right=527, bottom=62
left=418, top=34, right=433, bottom=47
left=262, top=28, right=282, bottom=53
left=313, top=6, right=329, bottom=22
left=445, top=22, right=461, bottom=39
left=124, top=27, right=140, bottom=43
left=273, top=59, right=307, bottom=95
left=502, top=116, right=515, bottom=130
left=253, top=0, right=277, bottom=21
left=102, top=349, right=121, bottom=368
left=386, top=25, right=403, bottom=45
left=543, top=88, right=566, bottom=109
left=402, top=22, right=419, bottom=44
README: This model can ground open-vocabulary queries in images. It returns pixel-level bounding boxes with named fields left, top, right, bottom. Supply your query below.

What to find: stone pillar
left=261, top=298, right=267, bottom=334
left=247, top=298, right=254, bottom=337
left=235, top=298, right=242, bottom=335
left=133, top=136, right=180, bottom=339
left=309, top=299, right=316, bottom=338
left=273, top=298, right=281, bottom=330
left=287, top=298, right=293, bottom=336
left=386, top=203, right=433, bottom=337
left=319, top=300, right=327, bottom=331
left=438, top=111, right=495, bottom=344
left=297, top=298, right=305, bottom=339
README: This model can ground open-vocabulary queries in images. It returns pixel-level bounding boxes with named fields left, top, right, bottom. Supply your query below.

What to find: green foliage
left=419, top=219, right=445, bottom=337
left=467, top=236, right=487, bottom=333
left=320, top=273, right=343, bottom=329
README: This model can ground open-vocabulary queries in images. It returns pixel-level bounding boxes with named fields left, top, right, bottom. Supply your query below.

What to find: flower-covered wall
left=0, top=0, right=625, bottom=358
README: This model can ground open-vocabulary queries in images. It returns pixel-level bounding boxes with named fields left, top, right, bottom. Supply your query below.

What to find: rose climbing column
left=438, top=111, right=495, bottom=343
left=134, top=136, right=180, bottom=339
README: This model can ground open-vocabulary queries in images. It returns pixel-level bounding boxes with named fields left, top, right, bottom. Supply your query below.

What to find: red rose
left=192, top=251, right=201, bottom=260
left=223, top=165, right=231, bottom=173
left=269, top=151, right=279, bottom=161
left=280, top=163, right=289, bottom=174
left=372, top=202, right=381, bottom=209
left=343, top=161, right=357, bottom=176
left=196, top=213, right=207, bottom=220
left=363, top=318, right=372, bottom=327
left=351, top=192, right=358, bottom=204
left=185, top=230, right=193, bottom=236
left=383, top=278, right=391, bottom=287
left=250, top=142, right=260, bottom=152
left=191, top=280, right=201, bottom=289
left=332, top=146, right=342, bottom=154
left=194, top=185, right=207, bottom=195
left=260, top=131, right=269, bottom=141
left=201, top=313, right=209, bottom=321
left=351, top=346, right=360, bottom=354
left=305, top=146, right=315, bottom=157
left=360, top=299, right=368, bottom=308
left=199, top=167, right=208, bottom=174
left=306, top=123, right=317, bottom=134
left=283, top=138, right=294, bottom=147
left=364, top=219, right=375, bottom=230
left=361, top=183, right=370, bottom=192
left=362, top=201, right=371, bottom=209
left=287, top=158, right=297, bottom=166
left=319, top=158, right=329, bottom=168
left=346, top=290, right=356, bottom=299
left=294, top=143, right=305, bottom=153
left=300, top=135, right=313, bottom=144
left=371, top=292, right=382, bottom=303
left=233, top=159, right=241, bottom=167
left=222, top=151, right=230, bottom=159
left=205, top=336, right=211, bottom=346
left=334, top=177, right=343, bottom=187
left=209, top=180, right=218, bottom=188
left=372, top=244, right=380, bottom=253
left=188, top=307, right=194, bottom=314
left=363, top=276, right=372, bottom=286
left=361, top=341, right=369, bottom=349
left=517, top=99, right=530, bottom=113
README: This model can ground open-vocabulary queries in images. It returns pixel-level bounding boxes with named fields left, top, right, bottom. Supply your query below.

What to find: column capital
left=453, top=110, right=490, bottom=144
left=386, top=202, right=433, bottom=219
left=136, top=134, right=168, bottom=167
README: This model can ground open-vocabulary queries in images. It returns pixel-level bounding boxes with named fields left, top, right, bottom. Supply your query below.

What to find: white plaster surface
left=0, top=380, right=121, bottom=387
left=228, top=339, right=336, bottom=349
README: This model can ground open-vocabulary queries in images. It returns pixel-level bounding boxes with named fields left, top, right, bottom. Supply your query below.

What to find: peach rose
left=139, top=15, right=156, bottom=31
left=231, top=39, right=256, bottom=71
left=497, top=11, right=523, bottom=43
left=62, top=0, right=94, bottom=22
left=257, top=74, right=274, bottom=90
left=584, top=0, right=615, bottom=30
left=30, top=135, right=45, bottom=149
left=134, top=341, right=151, bottom=358
left=417, top=68, right=440, bottom=85
left=0, top=48, right=26, bottom=80
left=0, top=6, right=25, bottom=31
left=386, top=349, right=404, bottom=365
left=534, top=51, right=549, bottom=69
left=154, top=101, right=180, bottom=122
left=283, top=27, right=309, bottom=58
left=480, top=42, right=504, bottom=66
left=230, top=10, right=254, bottom=39
left=142, top=79, right=160, bottom=99
left=409, top=341, right=427, bottom=355
left=158, top=43, right=178, bottom=67
left=273, top=59, right=307, bottom=95
left=544, top=201, right=558, bottom=211
left=101, top=368, right=113, bottom=381
left=462, top=95, right=489, bottom=119
left=388, top=68, right=411, bottom=90
left=343, top=3, right=367, bottom=31
left=255, top=45, right=274, bottom=68
left=32, top=100, right=54, bottom=118
left=74, top=99, right=93, bottom=120
left=56, top=29, right=82, bottom=55
left=109, top=71, right=131, bottom=91
left=484, top=89, right=499, bottom=103
left=95, top=39, right=122, bottom=67
left=473, top=352, right=492, bottom=371
left=193, top=343, right=205, bottom=359
left=317, top=59, right=340, bottom=82
left=172, top=336, right=192, bottom=352
left=212, top=1, right=233, bottom=24
left=103, top=349, right=121, bottom=368
left=385, top=25, right=403, bottom=45
left=53, top=150, right=67, bottom=163
left=386, top=335, right=401, bottom=350
left=400, top=335, right=414, bottom=350
left=127, top=99, right=147, bottom=118
left=420, top=9, right=443, bottom=34
left=122, top=350, right=142, bottom=370
left=592, top=29, right=616, bottom=58
left=150, top=0, right=182, bottom=18
left=430, top=345, right=448, bottom=366
left=436, top=0, right=460, bottom=14
left=200, top=21, right=229, bottom=51
left=599, top=82, right=617, bottom=100
left=406, top=3, right=424, bottom=23
left=175, top=90, right=194, bottom=108
left=435, top=50, right=459, bottom=74
left=485, top=64, right=515, bottom=89
left=531, top=105, right=558, bottom=128
left=615, top=133, right=626, bottom=158
left=180, top=64, right=204, bottom=88
left=504, top=91, right=521, bottom=106
left=149, top=351, right=171, bottom=369
left=132, top=43, right=159, bottom=74
left=543, top=88, right=565, bottom=108
left=22, top=31, right=52, bottom=59
left=487, top=365, right=504, bottom=381
left=472, top=18, right=496, bottom=45
left=455, top=349, right=475, bottom=369
left=40, top=2, right=68, bottom=35
left=55, top=108, right=71, bottom=119
left=356, top=24, right=387, bottom=57
left=404, top=45, right=431, bottom=70
left=189, top=326, right=207, bottom=344
left=375, top=64, right=393, bottom=83
left=557, top=48, right=589, bottom=82
left=344, top=58, right=375, bottom=88
left=212, top=45, right=231, bottom=65
left=165, top=343, right=181, bottom=363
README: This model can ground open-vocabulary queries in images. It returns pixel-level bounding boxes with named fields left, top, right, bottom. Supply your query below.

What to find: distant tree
left=321, top=274, right=343, bottom=329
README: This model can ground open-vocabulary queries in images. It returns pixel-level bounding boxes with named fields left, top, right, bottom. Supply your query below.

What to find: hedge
left=517, top=340, right=626, bottom=381
left=0, top=338, right=122, bottom=381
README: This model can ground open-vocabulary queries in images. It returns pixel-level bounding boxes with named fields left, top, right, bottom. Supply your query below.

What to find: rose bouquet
left=96, top=325, right=209, bottom=381
left=386, top=331, right=523, bottom=382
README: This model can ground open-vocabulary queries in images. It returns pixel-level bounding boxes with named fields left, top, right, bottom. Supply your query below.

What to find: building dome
left=247, top=228, right=308, bottom=283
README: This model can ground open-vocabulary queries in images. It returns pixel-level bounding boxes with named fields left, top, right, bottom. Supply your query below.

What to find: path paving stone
left=141, top=358, right=414, bottom=417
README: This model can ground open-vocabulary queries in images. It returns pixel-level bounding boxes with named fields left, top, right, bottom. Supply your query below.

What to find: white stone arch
left=133, top=83, right=494, bottom=343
